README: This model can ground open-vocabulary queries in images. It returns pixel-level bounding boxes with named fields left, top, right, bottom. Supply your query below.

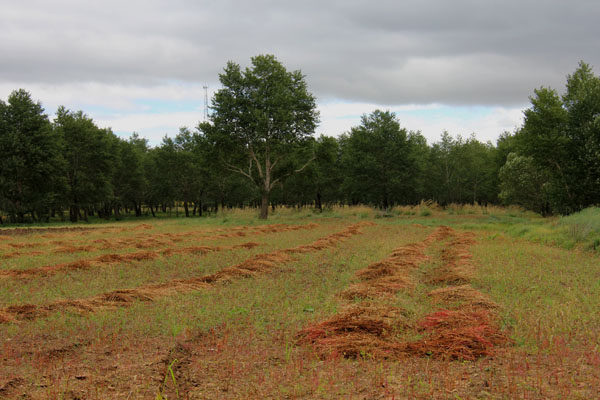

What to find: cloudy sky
left=2, top=0, right=599, bottom=145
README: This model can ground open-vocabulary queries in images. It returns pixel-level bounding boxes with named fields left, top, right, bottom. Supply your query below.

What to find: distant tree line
left=0, top=58, right=598, bottom=223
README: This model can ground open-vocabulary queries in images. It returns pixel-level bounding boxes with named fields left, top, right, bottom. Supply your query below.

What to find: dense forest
left=0, top=57, right=599, bottom=223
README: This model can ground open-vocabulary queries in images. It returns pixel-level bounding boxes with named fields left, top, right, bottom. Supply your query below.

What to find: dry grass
left=0, top=223, right=367, bottom=323
left=428, top=285, right=500, bottom=310
left=1, top=212, right=599, bottom=399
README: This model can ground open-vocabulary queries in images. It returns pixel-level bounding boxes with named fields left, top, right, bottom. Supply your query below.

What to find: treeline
left=0, top=92, right=498, bottom=223
left=1, top=61, right=599, bottom=223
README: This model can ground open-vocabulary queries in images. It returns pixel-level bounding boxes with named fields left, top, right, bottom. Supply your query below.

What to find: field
left=0, top=206, right=599, bottom=399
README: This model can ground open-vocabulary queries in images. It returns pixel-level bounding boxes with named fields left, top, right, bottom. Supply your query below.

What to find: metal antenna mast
left=203, top=85, right=209, bottom=121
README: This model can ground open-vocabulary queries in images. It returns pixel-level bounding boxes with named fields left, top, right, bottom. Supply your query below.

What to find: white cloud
left=317, top=101, right=525, bottom=143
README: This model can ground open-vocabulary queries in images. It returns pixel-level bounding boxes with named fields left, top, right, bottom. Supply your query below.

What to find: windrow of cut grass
left=3, top=214, right=599, bottom=399
left=297, top=225, right=511, bottom=361
left=410, top=229, right=511, bottom=360
left=0, top=222, right=320, bottom=262
left=296, top=226, right=442, bottom=359
left=0, top=224, right=339, bottom=308
left=0, top=242, right=262, bottom=279
left=0, top=222, right=372, bottom=324
left=0, top=222, right=321, bottom=278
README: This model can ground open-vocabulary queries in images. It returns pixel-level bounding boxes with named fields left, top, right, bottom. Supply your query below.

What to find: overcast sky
left=1, top=0, right=599, bottom=145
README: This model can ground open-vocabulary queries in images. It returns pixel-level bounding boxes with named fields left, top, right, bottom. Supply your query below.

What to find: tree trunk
left=316, top=192, right=322, bottom=212
left=149, top=205, right=156, bottom=217
left=184, top=201, right=189, bottom=217
left=259, top=192, right=269, bottom=219
left=134, top=202, right=142, bottom=217
left=70, top=205, right=79, bottom=223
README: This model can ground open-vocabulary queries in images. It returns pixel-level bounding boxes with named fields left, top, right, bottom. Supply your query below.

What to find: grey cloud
left=1, top=0, right=599, bottom=106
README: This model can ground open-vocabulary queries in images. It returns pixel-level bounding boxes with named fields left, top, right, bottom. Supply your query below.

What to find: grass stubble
left=0, top=211, right=599, bottom=398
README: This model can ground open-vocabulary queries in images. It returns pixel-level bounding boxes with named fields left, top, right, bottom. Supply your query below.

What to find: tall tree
left=0, top=90, right=64, bottom=222
left=54, top=107, right=116, bottom=222
left=113, top=134, right=148, bottom=217
left=499, top=153, right=550, bottom=215
left=201, top=54, right=319, bottom=219
left=281, top=135, right=342, bottom=210
left=173, top=128, right=209, bottom=217
left=513, top=61, right=600, bottom=214
left=341, top=110, right=416, bottom=208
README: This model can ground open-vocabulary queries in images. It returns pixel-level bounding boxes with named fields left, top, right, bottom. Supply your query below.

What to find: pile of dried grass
left=1, top=251, right=23, bottom=260
left=0, top=311, right=15, bottom=323
left=405, top=308, right=511, bottom=360
left=52, top=245, right=96, bottom=254
left=346, top=239, right=429, bottom=300
left=285, top=222, right=370, bottom=253
left=428, top=285, right=499, bottom=310
left=98, top=290, right=154, bottom=303
left=7, top=243, right=37, bottom=249
left=355, top=261, right=399, bottom=281
left=424, top=225, right=456, bottom=244
left=427, top=230, right=478, bottom=285
left=200, top=252, right=292, bottom=284
left=131, top=224, right=153, bottom=231
left=296, top=304, right=408, bottom=359
left=297, top=225, right=511, bottom=362
left=232, top=242, right=261, bottom=249
left=176, top=246, right=223, bottom=255
left=340, top=275, right=415, bottom=300
left=0, top=260, right=94, bottom=278
left=426, top=263, right=474, bottom=285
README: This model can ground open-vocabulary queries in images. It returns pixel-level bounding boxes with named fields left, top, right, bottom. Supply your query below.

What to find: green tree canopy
left=513, top=61, right=600, bottom=214
left=0, top=89, right=64, bottom=222
left=341, top=110, right=416, bottom=208
left=201, top=54, right=319, bottom=219
left=54, top=107, right=117, bottom=222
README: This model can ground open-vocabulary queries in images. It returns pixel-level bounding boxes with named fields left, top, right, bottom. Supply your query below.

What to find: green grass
left=1, top=208, right=600, bottom=398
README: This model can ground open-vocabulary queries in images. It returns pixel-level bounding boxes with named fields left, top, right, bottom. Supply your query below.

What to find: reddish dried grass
left=1, top=251, right=45, bottom=260
left=0, top=242, right=262, bottom=280
left=0, top=311, right=15, bottom=323
left=7, top=243, right=37, bottom=249
left=355, top=261, right=400, bottom=281
left=233, top=242, right=261, bottom=249
left=296, top=304, right=408, bottom=359
left=340, top=275, right=415, bottom=300
left=405, top=309, right=511, bottom=360
left=424, top=225, right=456, bottom=243
left=428, top=285, right=499, bottom=310
left=52, top=245, right=96, bottom=254
left=297, top=225, right=510, bottom=362
left=426, top=263, right=475, bottom=285
left=0, top=260, right=94, bottom=278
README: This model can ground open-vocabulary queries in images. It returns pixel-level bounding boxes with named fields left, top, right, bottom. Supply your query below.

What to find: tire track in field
left=296, top=225, right=510, bottom=361
left=0, top=222, right=373, bottom=324
left=0, top=224, right=319, bottom=279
